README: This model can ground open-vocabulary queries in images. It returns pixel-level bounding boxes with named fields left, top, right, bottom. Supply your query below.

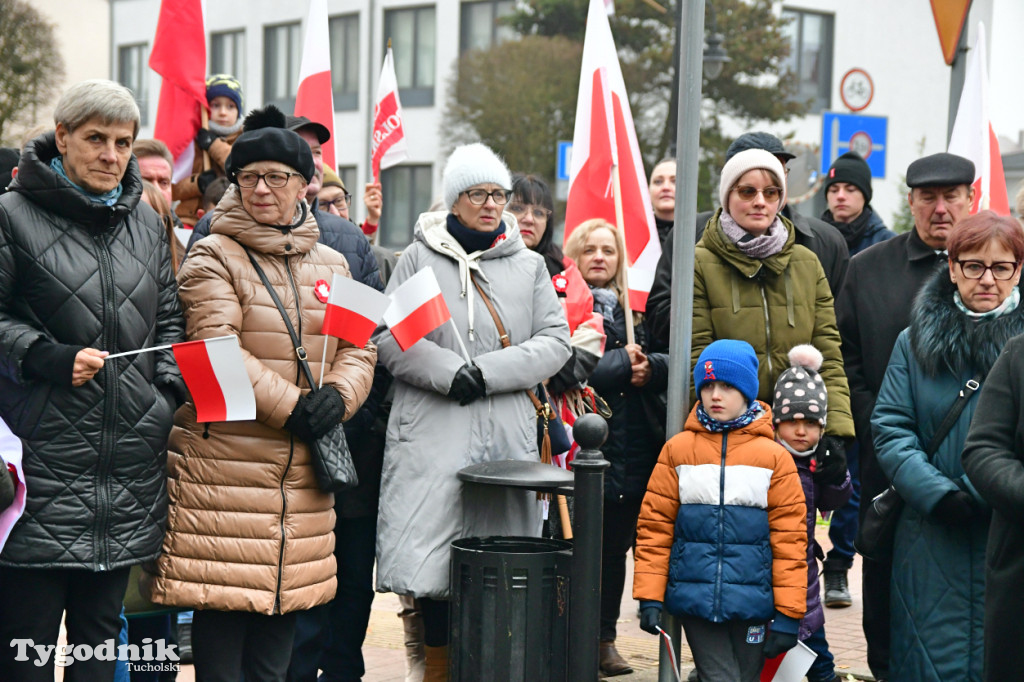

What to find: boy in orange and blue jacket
left=633, top=339, right=807, bottom=682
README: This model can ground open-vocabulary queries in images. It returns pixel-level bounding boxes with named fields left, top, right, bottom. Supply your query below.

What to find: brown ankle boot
left=423, top=644, right=449, bottom=682
left=599, top=640, right=633, bottom=677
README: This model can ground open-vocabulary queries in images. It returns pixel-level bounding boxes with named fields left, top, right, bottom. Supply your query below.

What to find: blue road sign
left=556, top=141, right=573, bottom=181
left=821, top=112, right=888, bottom=178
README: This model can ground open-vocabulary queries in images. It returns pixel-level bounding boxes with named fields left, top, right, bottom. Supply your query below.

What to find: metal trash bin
left=450, top=536, right=572, bottom=682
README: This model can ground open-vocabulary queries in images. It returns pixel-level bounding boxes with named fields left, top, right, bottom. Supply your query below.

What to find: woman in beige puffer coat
left=144, top=107, right=376, bottom=681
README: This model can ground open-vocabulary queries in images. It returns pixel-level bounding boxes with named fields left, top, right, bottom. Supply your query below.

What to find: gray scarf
left=720, top=211, right=788, bottom=260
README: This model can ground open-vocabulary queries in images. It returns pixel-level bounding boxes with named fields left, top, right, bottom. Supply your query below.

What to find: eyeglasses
left=508, top=203, right=552, bottom=221
left=236, top=171, right=302, bottom=188
left=462, top=189, right=511, bottom=206
left=323, top=193, right=352, bottom=210
left=732, top=185, right=783, bottom=202
left=955, top=259, right=1020, bottom=281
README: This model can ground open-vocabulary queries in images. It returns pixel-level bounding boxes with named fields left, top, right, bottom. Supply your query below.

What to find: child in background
left=172, top=73, right=244, bottom=226
left=772, top=345, right=851, bottom=682
left=633, top=339, right=807, bottom=682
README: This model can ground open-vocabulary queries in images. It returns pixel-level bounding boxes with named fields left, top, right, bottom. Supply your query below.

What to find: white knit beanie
left=718, top=148, right=787, bottom=210
left=442, top=143, right=512, bottom=209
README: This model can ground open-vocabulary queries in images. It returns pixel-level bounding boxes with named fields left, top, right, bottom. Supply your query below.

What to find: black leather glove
left=813, top=435, right=848, bottom=486
left=195, top=128, right=217, bottom=151
left=196, top=170, right=217, bottom=195
left=304, top=388, right=345, bottom=438
left=447, top=364, right=486, bottom=406
left=285, top=392, right=317, bottom=442
left=0, top=462, right=15, bottom=512
left=931, top=490, right=976, bottom=524
left=639, top=606, right=662, bottom=635
left=762, top=627, right=798, bottom=659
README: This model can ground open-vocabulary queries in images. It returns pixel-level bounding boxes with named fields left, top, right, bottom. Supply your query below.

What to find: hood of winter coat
left=209, top=184, right=319, bottom=256
left=909, top=268, right=1024, bottom=377
left=11, top=132, right=143, bottom=232
left=701, top=208, right=797, bottom=278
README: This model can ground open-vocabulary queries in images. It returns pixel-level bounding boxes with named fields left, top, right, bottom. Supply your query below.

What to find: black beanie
left=824, top=151, right=872, bottom=204
left=225, top=105, right=316, bottom=184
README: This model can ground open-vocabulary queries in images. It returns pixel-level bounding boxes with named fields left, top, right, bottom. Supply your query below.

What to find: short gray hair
left=53, top=79, right=141, bottom=139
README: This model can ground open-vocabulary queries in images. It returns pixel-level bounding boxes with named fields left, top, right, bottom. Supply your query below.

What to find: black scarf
left=655, top=216, right=674, bottom=245
left=823, top=206, right=875, bottom=250
left=446, top=213, right=506, bottom=253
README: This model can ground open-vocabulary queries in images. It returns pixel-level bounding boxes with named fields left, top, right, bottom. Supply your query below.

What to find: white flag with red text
left=948, top=22, right=1009, bottom=215
left=383, top=267, right=451, bottom=351
left=295, top=0, right=338, bottom=170
left=371, top=47, right=409, bottom=183
left=172, top=335, right=256, bottom=423
left=0, top=417, right=25, bottom=552
left=564, top=0, right=660, bottom=311
left=322, top=273, right=390, bottom=348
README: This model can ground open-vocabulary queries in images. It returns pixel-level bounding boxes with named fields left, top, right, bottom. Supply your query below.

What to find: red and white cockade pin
left=314, top=279, right=330, bottom=303
left=490, top=234, right=507, bottom=249
left=552, top=274, right=569, bottom=294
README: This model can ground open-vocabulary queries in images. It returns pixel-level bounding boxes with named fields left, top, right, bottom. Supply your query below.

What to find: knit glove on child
left=762, top=613, right=800, bottom=658
left=639, top=601, right=662, bottom=635
left=813, top=435, right=848, bottom=486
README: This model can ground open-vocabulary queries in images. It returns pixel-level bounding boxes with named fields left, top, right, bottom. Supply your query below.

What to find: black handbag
left=855, top=373, right=982, bottom=561
left=244, top=247, right=358, bottom=493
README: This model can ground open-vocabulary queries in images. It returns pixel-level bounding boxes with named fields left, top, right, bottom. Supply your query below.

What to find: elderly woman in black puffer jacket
left=564, top=217, right=667, bottom=676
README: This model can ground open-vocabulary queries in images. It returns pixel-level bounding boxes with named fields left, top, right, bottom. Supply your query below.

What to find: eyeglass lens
left=734, top=185, right=782, bottom=202
left=465, top=189, right=510, bottom=205
left=237, top=171, right=291, bottom=188
left=957, top=260, right=1019, bottom=280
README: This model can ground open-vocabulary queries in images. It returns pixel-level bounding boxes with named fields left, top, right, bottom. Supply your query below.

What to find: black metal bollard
left=568, top=413, right=609, bottom=680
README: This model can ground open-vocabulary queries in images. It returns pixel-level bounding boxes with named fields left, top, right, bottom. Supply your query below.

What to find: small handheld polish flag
left=172, top=335, right=256, bottom=422
left=321, top=273, right=390, bottom=347
left=382, top=267, right=452, bottom=351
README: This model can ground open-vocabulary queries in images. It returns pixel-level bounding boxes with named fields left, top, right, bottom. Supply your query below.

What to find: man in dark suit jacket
left=836, top=152, right=975, bottom=682
left=646, top=131, right=849, bottom=352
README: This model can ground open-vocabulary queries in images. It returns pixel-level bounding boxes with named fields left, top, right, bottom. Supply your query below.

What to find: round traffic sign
left=840, top=68, right=874, bottom=112
left=849, top=131, right=873, bottom=159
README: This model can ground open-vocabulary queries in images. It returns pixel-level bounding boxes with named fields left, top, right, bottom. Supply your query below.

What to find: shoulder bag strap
left=242, top=246, right=318, bottom=392
left=470, top=274, right=546, bottom=416
left=924, top=372, right=983, bottom=457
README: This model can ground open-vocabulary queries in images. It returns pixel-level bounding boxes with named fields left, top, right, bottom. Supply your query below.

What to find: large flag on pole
left=172, top=335, right=256, bottom=423
left=948, top=22, right=1010, bottom=215
left=149, top=0, right=207, bottom=182
left=295, top=0, right=338, bottom=170
left=564, top=0, right=661, bottom=311
left=371, top=45, right=409, bottom=183
left=382, top=267, right=451, bottom=351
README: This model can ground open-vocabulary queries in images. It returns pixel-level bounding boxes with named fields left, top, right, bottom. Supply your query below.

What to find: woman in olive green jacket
left=691, top=149, right=853, bottom=439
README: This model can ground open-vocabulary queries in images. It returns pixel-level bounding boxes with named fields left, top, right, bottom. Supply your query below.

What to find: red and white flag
left=383, top=267, right=451, bottom=351
left=0, top=417, right=26, bottom=552
left=295, top=0, right=338, bottom=170
left=371, top=46, right=409, bottom=183
left=321, top=273, right=391, bottom=347
left=948, top=22, right=1010, bottom=215
left=172, top=335, right=256, bottom=423
left=759, top=640, right=817, bottom=682
left=149, top=0, right=207, bottom=182
left=563, top=0, right=661, bottom=311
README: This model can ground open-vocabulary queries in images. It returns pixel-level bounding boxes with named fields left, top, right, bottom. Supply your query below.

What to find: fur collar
left=909, top=268, right=1024, bottom=377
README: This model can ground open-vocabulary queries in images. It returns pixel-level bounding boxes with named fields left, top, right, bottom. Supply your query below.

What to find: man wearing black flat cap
left=646, top=131, right=849, bottom=351
left=834, top=151, right=975, bottom=682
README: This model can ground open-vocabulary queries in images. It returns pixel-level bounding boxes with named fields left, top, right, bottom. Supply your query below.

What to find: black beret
left=906, top=153, right=975, bottom=189
left=225, top=105, right=316, bottom=183
left=726, top=132, right=796, bottom=162
left=824, top=151, right=873, bottom=203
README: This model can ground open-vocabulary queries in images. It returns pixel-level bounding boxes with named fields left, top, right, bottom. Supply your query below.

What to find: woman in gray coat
left=372, top=143, right=571, bottom=681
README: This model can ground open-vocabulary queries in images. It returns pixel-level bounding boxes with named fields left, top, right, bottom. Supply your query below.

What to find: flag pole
left=105, top=344, right=175, bottom=360
left=318, top=339, right=329, bottom=389
left=448, top=318, right=472, bottom=363
left=200, top=107, right=210, bottom=172
left=610, top=163, right=636, bottom=346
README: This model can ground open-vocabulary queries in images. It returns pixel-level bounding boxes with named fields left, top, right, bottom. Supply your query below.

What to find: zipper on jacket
left=93, top=233, right=119, bottom=571
left=759, top=284, right=773, bottom=378
left=712, top=433, right=728, bottom=620
left=270, top=256, right=305, bottom=614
